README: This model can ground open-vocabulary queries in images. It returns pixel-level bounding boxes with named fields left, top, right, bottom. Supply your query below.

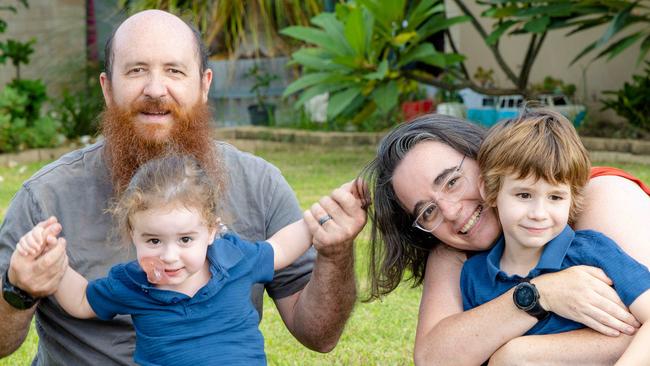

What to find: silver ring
left=318, top=214, right=332, bottom=226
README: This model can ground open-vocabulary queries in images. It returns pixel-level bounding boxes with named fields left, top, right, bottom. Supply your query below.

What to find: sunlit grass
left=0, top=146, right=648, bottom=365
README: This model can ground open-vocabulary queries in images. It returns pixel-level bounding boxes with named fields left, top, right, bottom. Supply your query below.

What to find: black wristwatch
left=513, top=280, right=549, bottom=321
left=2, top=267, right=38, bottom=310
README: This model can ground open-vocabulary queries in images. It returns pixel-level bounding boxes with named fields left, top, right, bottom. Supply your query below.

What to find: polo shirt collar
left=536, top=225, right=574, bottom=270
left=123, top=232, right=245, bottom=304
left=486, top=236, right=506, bottom=282
left=486, top=225, right=574, bottom=284
left=207, top=232, right=245, bottom=275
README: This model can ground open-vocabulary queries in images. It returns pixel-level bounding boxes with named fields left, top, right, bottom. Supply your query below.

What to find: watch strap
left=2, top=267, right=38, bottom=310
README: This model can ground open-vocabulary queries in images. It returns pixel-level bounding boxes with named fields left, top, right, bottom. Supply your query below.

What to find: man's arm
left=0, top=281, right=37, bottom=357
left=0, top=238, right=68, bottom=356
left=0, top=187, right=69, bottom=357
left=274, top=181, right=365, bottom=352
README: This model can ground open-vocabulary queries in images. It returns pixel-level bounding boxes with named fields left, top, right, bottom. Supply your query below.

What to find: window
left=553, top=96, right=567, bottom=106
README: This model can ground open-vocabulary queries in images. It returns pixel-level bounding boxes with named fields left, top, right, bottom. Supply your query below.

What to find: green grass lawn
left=0, top=145, right=648, bottom=365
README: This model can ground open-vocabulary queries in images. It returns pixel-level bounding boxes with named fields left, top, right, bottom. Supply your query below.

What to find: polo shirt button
left=172, top=297, right=179, bottom=303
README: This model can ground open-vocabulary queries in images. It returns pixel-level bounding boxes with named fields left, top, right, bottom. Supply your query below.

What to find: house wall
left=447, top=1, right=649, bottom=122
left=0, top=0, right=86, bottom=97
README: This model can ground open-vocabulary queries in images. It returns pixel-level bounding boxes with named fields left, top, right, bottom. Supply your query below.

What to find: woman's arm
left=415, top=247, right=638, bottom=365
left=574, top=175, right=650, bottom=268
left=489, top=329, right=633, bottom=366
left=414, top=245, right=536, bottom=365
left=615, top=291, right=650, bottom=365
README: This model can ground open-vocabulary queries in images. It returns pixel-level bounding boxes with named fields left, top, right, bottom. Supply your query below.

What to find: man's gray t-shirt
left=0, top=141, right=315, bottom=365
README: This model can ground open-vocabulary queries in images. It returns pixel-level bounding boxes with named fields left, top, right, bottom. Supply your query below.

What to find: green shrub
left=7, top=79, right=47, bottom=124
left=601, top=62, right=650, bottom=132
left=55, top=87, right=103, bottom=139
left=52, top=62, right=104, bottom=139
left=0, top=85, right=62, bottom=153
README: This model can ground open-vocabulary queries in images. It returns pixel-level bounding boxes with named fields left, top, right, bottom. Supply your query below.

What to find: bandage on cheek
left=139, top=257, right=171, bottom=285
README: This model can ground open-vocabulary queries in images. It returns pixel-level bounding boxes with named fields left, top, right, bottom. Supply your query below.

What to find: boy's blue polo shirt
left=86, top=232, right=275, bottom=366
left=461, top=226, right=650, bottom=335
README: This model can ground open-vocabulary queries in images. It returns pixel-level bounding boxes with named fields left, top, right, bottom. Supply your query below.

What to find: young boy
left=460, top=109, right=650, bottom=365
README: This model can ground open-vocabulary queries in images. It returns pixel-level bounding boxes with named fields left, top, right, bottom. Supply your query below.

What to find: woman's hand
left=532, top=265, right=640, bottom=336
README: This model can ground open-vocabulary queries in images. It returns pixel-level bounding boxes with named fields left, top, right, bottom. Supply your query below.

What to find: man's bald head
left=103, top=10, right=208, bottom=80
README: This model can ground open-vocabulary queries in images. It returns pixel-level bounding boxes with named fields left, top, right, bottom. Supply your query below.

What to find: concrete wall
left=0, top=0, right=86, bottom=97
left=446, top=1, right=649, bottom=121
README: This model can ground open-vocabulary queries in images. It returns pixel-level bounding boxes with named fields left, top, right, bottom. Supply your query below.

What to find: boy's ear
left=478, top=176, right=493, bottom=206
left=478, top=177, right=488, bottom=203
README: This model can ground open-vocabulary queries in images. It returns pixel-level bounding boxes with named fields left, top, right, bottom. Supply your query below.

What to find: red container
left=402, top=99, right=434, bottom=121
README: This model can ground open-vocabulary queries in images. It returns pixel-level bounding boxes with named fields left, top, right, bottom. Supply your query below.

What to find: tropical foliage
left=119, top=0, right=323, bottom=58
left=282, top=0, right=650, bottom=124
left=281, top=0, right=467, bottom=123
left=601, top=61, right=650, bottom=131
left=0, top=0, right=63, bottom=153
left=481, top=0, right=650, bottom=66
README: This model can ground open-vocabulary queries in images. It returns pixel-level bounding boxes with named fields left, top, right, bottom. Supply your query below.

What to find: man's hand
left=284, top=180, right=366, bottom=352
left=8, top=217, right=68, bottom=298
left=304, top=180, right=367, bottom=259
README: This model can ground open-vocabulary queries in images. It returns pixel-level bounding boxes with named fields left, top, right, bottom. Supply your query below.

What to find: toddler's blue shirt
left=86, top=232, right=275, bottom=366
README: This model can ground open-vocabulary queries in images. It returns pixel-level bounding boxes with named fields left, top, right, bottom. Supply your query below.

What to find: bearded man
left=0, top=10, right=363, bottom=365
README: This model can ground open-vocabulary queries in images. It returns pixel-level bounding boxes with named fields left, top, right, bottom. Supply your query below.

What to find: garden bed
left=0, top=127, right=648, bottom=167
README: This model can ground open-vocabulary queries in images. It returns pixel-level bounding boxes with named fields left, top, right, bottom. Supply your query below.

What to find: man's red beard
left=100, top=98, right=224, bottom=195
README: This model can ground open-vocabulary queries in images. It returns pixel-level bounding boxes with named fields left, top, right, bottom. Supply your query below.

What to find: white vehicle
left=462, top=89, right=586, bottom=127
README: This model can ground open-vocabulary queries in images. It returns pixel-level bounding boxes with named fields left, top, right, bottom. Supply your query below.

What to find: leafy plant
left=474, top=1, right=650, bottom=68
left=473, top=66, right=495, bottom=88
left=245, top=64, right=279, bottom=107
left=119, top=0, right=323, bottom=58
left=0, top=86, right=61, bottom=152
left=531, top=76, right=577, bottom=99
left=282, top=0, right=467, bottom=123
left=7, top=79, right=47, bottom=124
left=0, top=38, right=35, bottom=80
left=0, top=0, right=63, bottom=152
left=53, top=62, right=104, bottom=139
left=601, top=61, right=650, bottom=131
left=400, top=80, right=428, bottom=102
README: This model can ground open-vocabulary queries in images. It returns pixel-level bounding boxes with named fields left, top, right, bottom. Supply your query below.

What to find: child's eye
left=179, top=237, right=192, bottom=245
left=147, top=238, right=161, bottom=245
left=516, top=193, right=531, bottom=199
left=550, top=195, right=564, bottom=201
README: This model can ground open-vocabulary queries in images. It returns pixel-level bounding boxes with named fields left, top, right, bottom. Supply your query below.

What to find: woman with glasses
left=360, top=114, right=650, bottom=365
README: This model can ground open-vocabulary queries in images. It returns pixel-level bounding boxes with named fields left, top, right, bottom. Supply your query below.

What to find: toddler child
left=15, top=154, right=343, bottom=366
left=460, top=109, right=650, bottom=365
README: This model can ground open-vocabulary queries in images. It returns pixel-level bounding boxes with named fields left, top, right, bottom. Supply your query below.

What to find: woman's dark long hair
left=362, top=114, right=486, bottom=301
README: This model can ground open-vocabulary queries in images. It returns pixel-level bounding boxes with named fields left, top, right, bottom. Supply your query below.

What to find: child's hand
left=16, top=216, right=62, bottom=258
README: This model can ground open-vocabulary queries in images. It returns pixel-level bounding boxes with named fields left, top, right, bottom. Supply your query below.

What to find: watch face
left=514, top=284, right=535, bottom=308
left=2, top=290, right=32, bottom=310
